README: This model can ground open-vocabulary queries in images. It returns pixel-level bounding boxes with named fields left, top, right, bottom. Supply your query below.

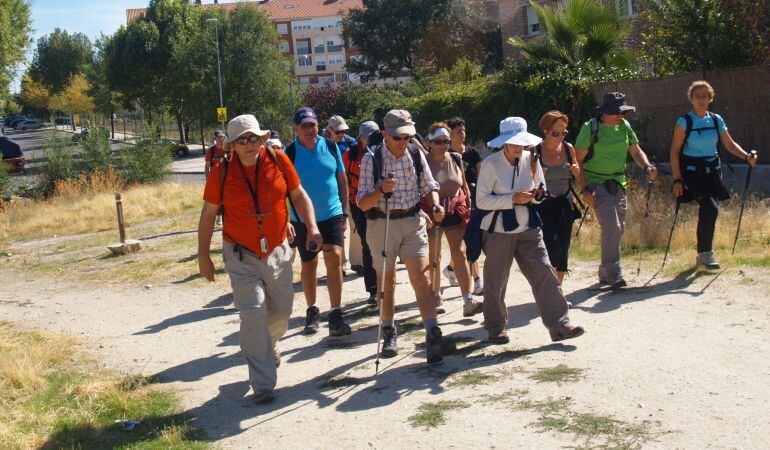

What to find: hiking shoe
left=549, top=322, right=585, bottom=342
left=328, top=309, right=352, bottom=337
left=367, top=292, right=378, bottom=307
left=434, top=293, right=445, bottom=315
left=253, top=390, right=276, bottom=404
left=215, top=215, right=223, bottom=226
left=462, top=299, right=483, bottom=317
left=426, top=326, right=444, bottom=364
left=303, top=306, right=320, bottom=334
left=274, top=348, right=281, bottom=368
left=566, top=301, right=573, bottom=309
left=609, top=277, right=627, bottom=290
left=697, top=251, right=721, bottom=270
left=443, top=265, right=458, bottom=286
left=472, top=277, right=484, bottom=296
left=488, top=330, right=510, bottom=345
left=381, top=325, right=398, bottom=357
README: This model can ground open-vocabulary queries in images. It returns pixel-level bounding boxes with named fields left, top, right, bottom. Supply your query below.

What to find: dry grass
left=0, top=321, right=208, bottom=449
left=0, top=181, right=203, bottom=243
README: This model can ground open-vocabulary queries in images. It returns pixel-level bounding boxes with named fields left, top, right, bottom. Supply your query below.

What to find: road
left=2, top=127, right=207, bottom=187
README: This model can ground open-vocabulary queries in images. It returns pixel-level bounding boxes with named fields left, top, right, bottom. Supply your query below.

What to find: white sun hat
left=486, top=117, right=542, bottom=148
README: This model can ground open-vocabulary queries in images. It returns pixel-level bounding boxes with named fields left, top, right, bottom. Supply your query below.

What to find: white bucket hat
left=226, top=114, right=270, bottom=143
left=487, top=117, right=542, bottom=148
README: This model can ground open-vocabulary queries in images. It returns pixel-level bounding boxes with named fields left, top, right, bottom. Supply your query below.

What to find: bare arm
left=197, top=201, right=219, bottom=282
left=670, top=124, right=686, bottom=181
left=337, top=171, right=350, bottom=215
left=574, top=146, right=590, bottom=190
left=629, top=144, right=657, bottom=180
left=290, top=185, right=318, bottom=229
left=720, top=131, right=751, bottom=160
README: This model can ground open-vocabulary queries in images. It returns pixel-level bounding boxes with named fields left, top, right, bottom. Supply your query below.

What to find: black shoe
left=609, top=277, right=627, bottom=290
left=328, top=309, right=352, bottom=337
left=274, top=348, right=281, bottom=368
left=304, top=306, right=320, bottom=334
left=381, top=325, right=398, bottom=357
left=253, top=390, right=275, bottom=404
left=426, top=326, right=444, bottom=364
left=367, top=292, right=378, bottom=306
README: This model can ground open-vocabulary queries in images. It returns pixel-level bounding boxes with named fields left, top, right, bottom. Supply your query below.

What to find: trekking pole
left=573, top=207, right=588, bottom=239
left=375, top=172, right=395, bottom=375
left=432, top=207, right=443, bottom=303
left=637, top=160, right=655, bottom=276
left=731, top=150, right=757, bottom=255
left=662, top=198, right=681, bottom=269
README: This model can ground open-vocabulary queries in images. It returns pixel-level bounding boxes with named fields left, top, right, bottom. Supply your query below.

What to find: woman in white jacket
left=476, top=117, right=584, bottom=344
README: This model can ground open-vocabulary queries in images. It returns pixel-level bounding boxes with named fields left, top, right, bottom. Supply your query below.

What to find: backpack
left=678, top=112, right=732, bottom=172
left=370, top=143, right=424, bottom=187
left=284, top=137, right=340, bottom=164
left=583, top=116, right=633, bottom=163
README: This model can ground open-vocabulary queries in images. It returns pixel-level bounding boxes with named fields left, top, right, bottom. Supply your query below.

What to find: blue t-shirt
left=290, top=137, right=345, bottom=222
left=676, top=112, right=727, bottom=172
left=336, top=135, right=357, bottom=155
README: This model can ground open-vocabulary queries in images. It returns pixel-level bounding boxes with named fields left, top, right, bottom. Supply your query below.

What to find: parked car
left=9, top=117, right=30, bottom=129
left=161, top=139, right=190, bottom=157
left=3, top=115, right=24, bottom=128
left=72, top=127, right=110, bottom=142
left=0, top=137, right=25, bottom=173
left=18, top=119, right=45, bottom=131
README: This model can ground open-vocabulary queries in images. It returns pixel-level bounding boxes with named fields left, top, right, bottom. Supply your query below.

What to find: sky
left=11, top=0, right=148, bottom=92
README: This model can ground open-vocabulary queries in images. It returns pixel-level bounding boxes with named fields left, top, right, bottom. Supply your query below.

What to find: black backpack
left=284, top=137, right=340, bottom=164
left=370, top=143, right=424, bottom=187
left=583, top=116, right=633, bottom=163
left=678, top=111, right=732, bottom=173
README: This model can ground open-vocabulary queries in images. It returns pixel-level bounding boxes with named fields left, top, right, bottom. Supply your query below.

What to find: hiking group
left=198, top=80, right=758, bottom=404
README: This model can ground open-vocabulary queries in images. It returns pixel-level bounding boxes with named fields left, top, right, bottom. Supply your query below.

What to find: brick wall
left=593, top=64, right=770, bottom=164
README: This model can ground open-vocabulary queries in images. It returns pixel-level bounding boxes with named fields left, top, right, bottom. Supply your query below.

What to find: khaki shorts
left=367, top=214, right=428, bottom=271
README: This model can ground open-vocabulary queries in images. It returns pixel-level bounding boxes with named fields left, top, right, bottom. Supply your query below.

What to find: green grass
left=319, top=375, right=362, bottom=389
left=529, top=364, right=584, bottom=384
left=481, top=388, right=529, bottom=404
left=447, top=370, right=499, bottom=388
left=408, top=400, right=470, bottom=429
left=516, top=398, right=572, bottom=416
left=0, top=321, right=209, bottom=449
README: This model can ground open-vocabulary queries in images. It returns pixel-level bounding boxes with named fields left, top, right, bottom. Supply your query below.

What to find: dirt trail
left=2, top=251, right=769, bottom=449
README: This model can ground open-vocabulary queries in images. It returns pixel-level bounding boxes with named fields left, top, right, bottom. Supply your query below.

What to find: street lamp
left=206, top=18, right=225, bottom=133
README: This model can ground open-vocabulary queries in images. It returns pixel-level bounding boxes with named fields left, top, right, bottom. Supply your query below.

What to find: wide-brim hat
left=487, top=117, right=542, bottom=148
left=384, top=109, right=417, bottom=136
left=226, top=114, right=270, bottom=143
left=598, top=92, right=636, bottom=115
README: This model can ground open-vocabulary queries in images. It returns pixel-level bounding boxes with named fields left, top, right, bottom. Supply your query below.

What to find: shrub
left=120, top=138, right=172, bottom=184
left=42, top=136, right=77, bottom=196
left=0, top=162, right=11, bottom=202
left=78, top=127, right=115, bottom=173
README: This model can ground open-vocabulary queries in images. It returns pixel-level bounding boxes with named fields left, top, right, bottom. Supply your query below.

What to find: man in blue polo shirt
left=287, top=107, right=352, bottom=337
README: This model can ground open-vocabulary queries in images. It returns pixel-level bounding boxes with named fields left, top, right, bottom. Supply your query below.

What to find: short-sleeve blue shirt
left=290, top=137, right=345, bottom=222
left=676, top=112, right=727, bottom=158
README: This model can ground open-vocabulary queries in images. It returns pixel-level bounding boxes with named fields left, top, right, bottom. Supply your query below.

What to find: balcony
left=316, top=65, right=327, bottom=72
left=326, top=44, right=343, bottom=53
left=314, top=46, right=325, bottom=54
left=297, top=48, right=312, bottom=55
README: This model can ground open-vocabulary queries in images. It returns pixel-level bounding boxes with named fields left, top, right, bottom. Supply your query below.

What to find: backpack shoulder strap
left=681, top=113, right=693, bottom=151
left=285, top=142, right=296, bottom=163
left=449, top=151, right=463, bottom=170
left=564, top=142, right=574, bottom=165
left=409, top=146, right=423, bottom=180
left=372, top=144, right=383, bottom=186
left=585, top=117, right=599, bottom=163
left=218, top=157, right=230, bottom=206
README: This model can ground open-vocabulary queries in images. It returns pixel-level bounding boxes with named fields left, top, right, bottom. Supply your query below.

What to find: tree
left=640, top=0, right=770, bottom=75
left=105, top=20, right=162, bottom=115
left=29, top=28, right=93, bottom=94
left=343, top=0, right=450, bottom=80
left=19, top=74, right=51, bottom=113
left=509, top=0, right=633, bottom=69
left=0, top=0, right=32, bottom=96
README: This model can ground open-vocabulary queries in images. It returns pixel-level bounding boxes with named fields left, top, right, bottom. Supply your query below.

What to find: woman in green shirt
left=575, top=92, right=657, bottom=288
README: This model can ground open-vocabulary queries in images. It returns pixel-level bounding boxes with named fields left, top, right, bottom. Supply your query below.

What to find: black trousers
left=536, top=196, right=575, bottom=272
left=351, top=204, right=377, bottom=294
left=696, top=196, right=719, bottom=253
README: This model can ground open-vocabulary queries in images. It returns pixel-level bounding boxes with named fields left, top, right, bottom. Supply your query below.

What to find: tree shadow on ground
left=133, top=293, right=236, bottom=335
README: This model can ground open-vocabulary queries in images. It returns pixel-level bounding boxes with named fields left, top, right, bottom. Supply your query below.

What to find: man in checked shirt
left=357, top=109, right=448, bottom=364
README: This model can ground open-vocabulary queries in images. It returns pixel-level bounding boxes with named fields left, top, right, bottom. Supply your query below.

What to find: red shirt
left=342, top=142, right=366, bottom=205
left=206, top=144, right=226, bottom=163
left=203, top=147, right=300, bottom=258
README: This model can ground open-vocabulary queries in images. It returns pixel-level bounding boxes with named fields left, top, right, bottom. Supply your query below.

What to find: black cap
left=293, top=107, right=318, bottom=126
left=598, top=92, right=636, bottom=115
left=270, top=130, right=280, bottom=139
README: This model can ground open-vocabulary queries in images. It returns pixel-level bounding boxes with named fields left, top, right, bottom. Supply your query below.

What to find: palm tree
left=509, top=0, right=634, bottom=68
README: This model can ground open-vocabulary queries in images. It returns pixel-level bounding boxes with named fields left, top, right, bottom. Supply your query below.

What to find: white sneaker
left=697, top=251, right=720, bottom=270
left=442, top=265, right=458, bottom=286
left=472, top=277, right=484, bottom=296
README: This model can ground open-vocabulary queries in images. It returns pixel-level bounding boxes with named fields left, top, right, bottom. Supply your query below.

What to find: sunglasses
left=550, top=130, right=569, bottom=138
left=391, top=135, right=413, bottom=142
left=431, top=139, right=451, bottom=145
left=236, top=135, right=260, bottom=145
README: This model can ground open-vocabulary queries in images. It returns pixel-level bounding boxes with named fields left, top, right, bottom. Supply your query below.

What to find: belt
left=367, top=204, right=420, bottom=220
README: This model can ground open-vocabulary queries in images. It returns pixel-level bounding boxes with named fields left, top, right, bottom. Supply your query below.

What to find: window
left=278, top=41, right=289, bottom=53
left=292, top=20, right=311, bottom=30
left=326, top=36, right=343, bottom=53
left=526, top=6, right=540, bottom=35
left=318, top=76, right=334, bottom=85
left=328, top=54, right=344, bottom=65
left=276, top=23, right=288, bottom=34
left=314, top=37, right=325, bottom=53
left=296, top=39, right=311, bottom=55
left=299, top=77, right=311, bottom=85
left=315, top=55, right=326, bottom=72
left=616, top=0, right=637, bottom=18
left=298, top=56, right=313, bottom=67
left=334, top=72, right=348, bottom=82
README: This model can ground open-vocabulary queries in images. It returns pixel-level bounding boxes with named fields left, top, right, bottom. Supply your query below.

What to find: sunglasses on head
left=236, top=135, right=260, bottom=145
left=391, top=135, right=412, bottom=142
left=431, top=139, right=451, bottom=145
left=550, top=130, right=569, bottom=138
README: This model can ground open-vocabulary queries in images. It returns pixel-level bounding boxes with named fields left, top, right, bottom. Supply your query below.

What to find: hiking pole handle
left=744, top=151, right=757, bottom=190
left=382, top=172, right=395, bottom=199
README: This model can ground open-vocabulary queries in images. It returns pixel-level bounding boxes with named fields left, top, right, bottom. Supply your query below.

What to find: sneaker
left=472, top=277, right=484, bottom=296
left=442, top=265, right=458, bottom=286
left=697, top=251, right=721, bottom=270
left=253, top=389, right=276, bottom=404
left=367, top=292, right=378, bottom=307
left=566, top=301, right=573, bottom=309
left=462, top=299, right=483, bottom=317
left=328, top=309, right=352, bottom=337
left=549, top=322, right=585, bottom=342
left=303, top=306, right=320, bottom=334
left=274, top=348, right=281, bottom=368
left=488, top=330, right=510, bottom=345
left=434, top=293, right=445, bottom=315
left=381, top=325, right=398, bottom=357
left=426, top=326, right=444, bottom=364
left=609, top=277, right=627, bottom=290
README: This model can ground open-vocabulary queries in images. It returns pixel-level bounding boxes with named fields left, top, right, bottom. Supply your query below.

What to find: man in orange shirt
left=204, top=130, right=227, bottom=176
left=198, top=114, right=321, bottom=404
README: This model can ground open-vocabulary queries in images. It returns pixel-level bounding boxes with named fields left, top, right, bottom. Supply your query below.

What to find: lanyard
left=237, top=154, right=263, bottom=230
left=511, top=157, right=520, bottom=189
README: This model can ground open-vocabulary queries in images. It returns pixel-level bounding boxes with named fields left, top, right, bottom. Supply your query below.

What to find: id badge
left=260, top=236, right=268, bottom=253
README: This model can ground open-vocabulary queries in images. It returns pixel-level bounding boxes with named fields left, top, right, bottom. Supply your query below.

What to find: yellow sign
left=217, top=107, right=227, bottom=122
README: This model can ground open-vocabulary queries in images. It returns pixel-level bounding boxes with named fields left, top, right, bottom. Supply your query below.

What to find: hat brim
left=386, top=124, right=416, bottom=136
left=295, top=118, right=318, bottom=126
left=226, top=128, right=270, bottom=143
left=487, top=131, right=542, bottom=148
left=598, top=104, right=636, bottom=115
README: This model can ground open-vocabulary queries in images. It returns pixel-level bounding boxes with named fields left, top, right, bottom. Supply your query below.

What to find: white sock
left=463, top=294, right=473, bottom=305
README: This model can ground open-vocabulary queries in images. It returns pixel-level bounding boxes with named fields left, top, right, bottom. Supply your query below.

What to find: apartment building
left=126, top=0, right=364, bottom=85
left=499, top=0, right=639, bottom=61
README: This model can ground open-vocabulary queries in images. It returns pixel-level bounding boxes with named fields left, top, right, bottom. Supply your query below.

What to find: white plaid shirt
left=357, top=142, right=439, bottom=210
